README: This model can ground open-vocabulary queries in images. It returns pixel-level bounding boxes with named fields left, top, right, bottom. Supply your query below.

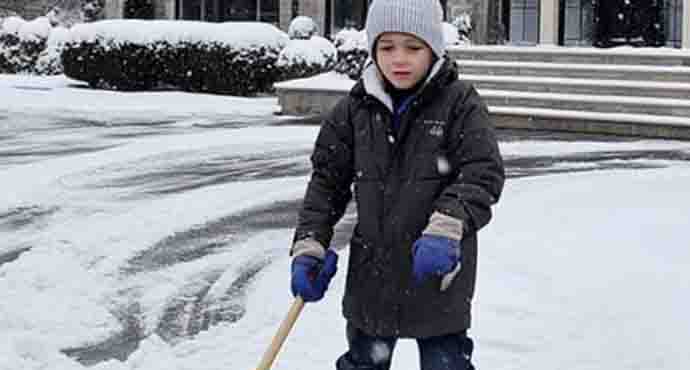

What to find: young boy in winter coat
left=290, top=0, right=505, bottom=369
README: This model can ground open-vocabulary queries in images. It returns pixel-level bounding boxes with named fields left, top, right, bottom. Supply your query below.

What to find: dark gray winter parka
left=293, top=58, right=505, bottom=338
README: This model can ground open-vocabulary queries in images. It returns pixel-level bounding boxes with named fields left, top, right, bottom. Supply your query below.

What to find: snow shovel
left=255, top=296, right=305, bottom=370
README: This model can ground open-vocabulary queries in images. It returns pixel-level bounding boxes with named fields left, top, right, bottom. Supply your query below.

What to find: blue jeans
left=336, top=323, right=475, bottom=370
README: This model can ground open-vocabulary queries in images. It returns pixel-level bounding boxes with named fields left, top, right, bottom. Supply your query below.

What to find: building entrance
left=592, top=0, right=664, bottom=47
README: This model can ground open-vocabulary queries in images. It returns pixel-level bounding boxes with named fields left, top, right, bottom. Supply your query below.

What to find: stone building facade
left=0, top=0, right=54, bottom=19
left=101, top=0, right=688, bottom=48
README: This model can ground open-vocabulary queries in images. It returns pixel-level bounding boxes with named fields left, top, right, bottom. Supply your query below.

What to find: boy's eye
left=378, top=45, right=394, bottom=51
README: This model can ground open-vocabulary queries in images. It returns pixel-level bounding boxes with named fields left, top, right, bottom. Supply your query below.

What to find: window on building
left=664, top=0, right=682, bottom=47
left=333, top=0, right=370, bottom=32
left=260, top=0, right=279, bottom=23
left=179, top=0, right=202, bottom=20
left=221, top=0, right=254, bottom=20
left=509, top=0, right=540, bottom=45
left=176, top=0, right=278, bottom=24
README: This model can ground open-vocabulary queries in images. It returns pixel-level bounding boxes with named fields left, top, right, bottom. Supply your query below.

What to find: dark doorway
left=593, top=0, right=665, bottom=47
left=502, top=0, right=511, bottom=41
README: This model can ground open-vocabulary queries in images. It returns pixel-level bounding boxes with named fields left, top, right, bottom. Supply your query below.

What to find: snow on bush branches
left=0, top=16, right=55, bottom=74
left=288, top=16, right=318, bottom=40
left=332, top=28, right=368, bottom=80
left=277, top=16, right=336, bottom=80
left=62, top=20, right=288, bottom=95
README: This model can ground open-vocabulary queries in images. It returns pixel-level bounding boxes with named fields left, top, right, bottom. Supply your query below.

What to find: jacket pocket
left=414, top=153, right=446, bottom=181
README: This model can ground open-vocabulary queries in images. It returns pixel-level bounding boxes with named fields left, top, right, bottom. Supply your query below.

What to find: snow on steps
left=490, top=106, right=690, bottom=139
left=462, top=74, right=690, bottom=99
left=479, top=89, right=690, bottom=117
left=457, top=60, right=690, bottom=83
left=448, top=45, right=690, bottom=66
left=276, top=46, right=690, bottom=139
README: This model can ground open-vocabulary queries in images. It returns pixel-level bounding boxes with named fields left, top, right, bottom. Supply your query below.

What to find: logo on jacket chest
left=422, top=119, right=446, bottom=138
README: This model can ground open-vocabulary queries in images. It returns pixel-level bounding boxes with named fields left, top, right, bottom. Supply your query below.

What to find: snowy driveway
left=1, top=75, right=690, bottom=370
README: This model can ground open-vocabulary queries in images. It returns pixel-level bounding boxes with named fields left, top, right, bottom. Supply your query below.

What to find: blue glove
left=291, top=249, right=338, bottom=302
left=412, top=235, right=462, bottom=287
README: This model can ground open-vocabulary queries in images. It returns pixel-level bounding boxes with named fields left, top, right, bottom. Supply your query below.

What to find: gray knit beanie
left=365, top=0, right=446, bottom=59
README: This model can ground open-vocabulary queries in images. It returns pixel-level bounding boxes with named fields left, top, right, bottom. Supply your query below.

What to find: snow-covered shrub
left=47, top=3, right=85, bottom=28
left=82, top=0, right=105, bottom=22
left=276, top=35, right=336, bottom=81
left=0, top=16, right=51, bottom=74
left=62, top=20, right=288, bottom=95
left=450, top=12, right=472, bottom=43
left=124, top=0, right=155, bottom=19
left=288, top=16, right=318, bottom=40
left=443, top=22, right=463, bottom=46
left=332, top=28, right=368, bottom=80
left=34, top=26, right=70, bottom=75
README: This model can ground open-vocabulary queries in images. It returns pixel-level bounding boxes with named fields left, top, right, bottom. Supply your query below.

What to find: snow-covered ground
left=1, top=74, right=690, bottom=370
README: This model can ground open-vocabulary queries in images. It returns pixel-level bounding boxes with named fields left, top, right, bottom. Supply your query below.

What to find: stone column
left=539, top=0, right=559, bottom=45
left=681, top=0, right=690, bottom=49
left=301, top=0, right=325, bottom=35
left=280, top=0, right=293, bottom=31
left=104, top=0, right=125, bottom=18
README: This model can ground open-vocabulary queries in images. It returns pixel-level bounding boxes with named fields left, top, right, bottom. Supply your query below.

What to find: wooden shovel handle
left=255, top=297, right=305, bottom=370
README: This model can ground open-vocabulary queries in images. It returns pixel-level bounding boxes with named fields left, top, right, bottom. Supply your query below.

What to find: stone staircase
left=276, top=46, right=690, bottom=139
left=448, top=46, right=690, bottom=139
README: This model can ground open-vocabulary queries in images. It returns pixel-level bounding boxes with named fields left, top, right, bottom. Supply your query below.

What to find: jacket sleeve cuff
left=422, top=211, right=464, bottom=241
left=290, top=238, right=327, bottom=260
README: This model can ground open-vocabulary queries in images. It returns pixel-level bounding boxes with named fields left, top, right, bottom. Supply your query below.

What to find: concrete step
left=479, top=89, right=690, bottom=118
left=489, top=106, right=690, bottom=139
left=448, top=45, right=690, bottom=66
left=457, top=60, right=690, bottom=83
left=463, top=75, right=690, bottom=100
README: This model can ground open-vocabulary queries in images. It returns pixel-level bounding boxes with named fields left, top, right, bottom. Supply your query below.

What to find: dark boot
left=335, top=323, right=397, bottom=370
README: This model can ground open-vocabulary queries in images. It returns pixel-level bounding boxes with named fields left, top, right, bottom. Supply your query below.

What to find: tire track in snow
left=0, top=245, right=32, bottom=267
left=505, top=149, right=690, bottom=178
left=0, top=206, right=58, bottom=267
left=61, top=301, right=145, bottom=366
left=62, top=149, right=311, bottom=199
left=121, top=200, right=302, bottom=274
left=65, top=200, right=356, bottom=366
left=0, top=205, right=59, bottom=231
left=64, top=200, right=302, bottom=365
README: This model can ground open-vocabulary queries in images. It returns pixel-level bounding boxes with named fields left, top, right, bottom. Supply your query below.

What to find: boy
left=290, top=0, right=505, bottom=369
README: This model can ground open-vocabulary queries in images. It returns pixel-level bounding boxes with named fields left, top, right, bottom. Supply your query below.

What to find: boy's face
left=375, top=32, right=434, bottom=89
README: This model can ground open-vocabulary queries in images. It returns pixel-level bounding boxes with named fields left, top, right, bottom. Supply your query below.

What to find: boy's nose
left=392, top=52, right=408, bottom=65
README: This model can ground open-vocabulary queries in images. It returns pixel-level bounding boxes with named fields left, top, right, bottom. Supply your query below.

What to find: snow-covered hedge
left=332, top=28, right=368, bottom=80
left=62, top=20, right=288, bottom=95
left=0, top=16, right=52, bottom=74
left=276, top=35, right=336, bottom=81
left=288, top=16, right=318, bottom=40
left=34, top=26, right=70, bottom=75
left=443, top=22, right=465, bottom=46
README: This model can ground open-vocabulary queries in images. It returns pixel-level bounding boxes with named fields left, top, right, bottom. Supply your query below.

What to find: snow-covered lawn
left=1, top=75, right=689, bottom=370
left=0, top=74, right=280, bottom=125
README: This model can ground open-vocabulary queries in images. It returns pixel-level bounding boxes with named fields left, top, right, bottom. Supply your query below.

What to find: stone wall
left=0, top=0, right=53, bottom=19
